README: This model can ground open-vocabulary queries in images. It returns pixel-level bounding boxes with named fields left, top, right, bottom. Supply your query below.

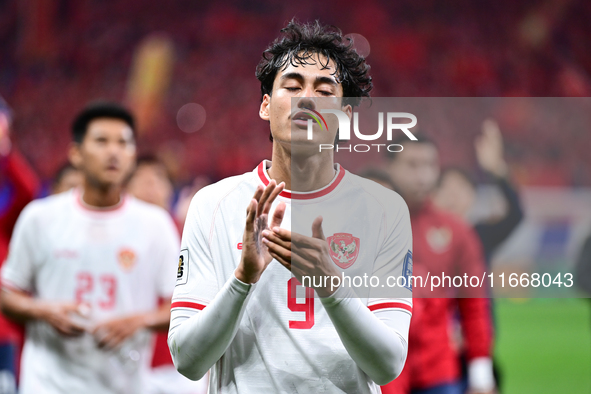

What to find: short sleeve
left=1, top=202, right=40, bottom=293
left=367, top=194, right=413, bottom=314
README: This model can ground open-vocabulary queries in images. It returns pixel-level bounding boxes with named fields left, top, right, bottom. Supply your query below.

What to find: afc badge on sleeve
left=177, top=248, right=189, bottom=286
left=402, top=250, right=413, bottom=291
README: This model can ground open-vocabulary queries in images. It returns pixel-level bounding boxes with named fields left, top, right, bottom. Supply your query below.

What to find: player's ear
left=259, top=94, right=271, bottom=121
left=68, top=142, right=83, bottom=169
left=342, top=102, right=352, bottom=121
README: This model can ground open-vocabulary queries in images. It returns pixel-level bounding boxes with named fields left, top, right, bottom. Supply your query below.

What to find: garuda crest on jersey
left=327, top=233, right=360, bottom=269
left=118, top=248, right=136, bottom=271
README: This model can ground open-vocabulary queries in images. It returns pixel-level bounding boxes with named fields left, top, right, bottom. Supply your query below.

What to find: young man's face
left=433, top=170, right=476, bottom=218
left=387, top=142, right=440, bottom=207
left=259, top=53, right=351, bottom=153
left=69, top=118, right=136, bottom=189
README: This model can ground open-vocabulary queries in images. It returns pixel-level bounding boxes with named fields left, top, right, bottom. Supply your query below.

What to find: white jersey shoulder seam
left=205, top=172, right=257, bottom=247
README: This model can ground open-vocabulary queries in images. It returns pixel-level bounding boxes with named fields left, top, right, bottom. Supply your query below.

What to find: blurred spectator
left=0, top=96, right=39, bottom=394
left=2, top=1, right=591, bottom=186
left=51, top=163, right=83, bottom=195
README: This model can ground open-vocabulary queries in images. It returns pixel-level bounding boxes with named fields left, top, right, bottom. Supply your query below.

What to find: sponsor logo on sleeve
left=176, top=248, right=189, bottom=286
left=402, top=250, right=413, bottom=291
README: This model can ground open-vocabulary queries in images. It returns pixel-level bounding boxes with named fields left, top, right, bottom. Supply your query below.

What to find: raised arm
left=474, top=119, right=523, bottom=255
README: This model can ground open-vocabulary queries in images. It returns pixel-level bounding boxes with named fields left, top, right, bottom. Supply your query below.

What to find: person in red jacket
left=381, top=134, right=495, bottom=394
left=0, top=96, right=40, bottom=393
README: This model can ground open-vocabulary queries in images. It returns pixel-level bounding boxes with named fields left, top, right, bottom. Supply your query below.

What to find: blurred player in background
left=127, top=156, right=174, bottom=213
left=51, top=163, right=83, bottom=195
left=0, top=95, right=40, bottom=394
left=433, top=119, right=523, bottom=266
left=433, top=120, right=523, bottom=393
left=0, top=102, right=179, bottom=394
left=127, top=155, right=207, bottom=394
left=168, top=20, right=412, bottom=393
left=382, top=135, right=495, bottom=394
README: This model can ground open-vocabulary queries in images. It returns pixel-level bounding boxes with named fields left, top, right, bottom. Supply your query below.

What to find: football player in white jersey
left=0, top=102, right=179, bottom=393
left=169, top=20, right=413, bottom=393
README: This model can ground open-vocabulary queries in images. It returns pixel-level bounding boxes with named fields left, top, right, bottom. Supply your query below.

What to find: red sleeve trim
left=0, top=279, right=30, bottom=294
left=171, top=301, right=206, bottom=311
left=368, top=302, right=412, bottom=314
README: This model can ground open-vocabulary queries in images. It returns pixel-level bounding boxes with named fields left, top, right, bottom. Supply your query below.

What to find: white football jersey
left=1, top=189, right=179, bottom=394
left=171, top=161, right=412, bottom=394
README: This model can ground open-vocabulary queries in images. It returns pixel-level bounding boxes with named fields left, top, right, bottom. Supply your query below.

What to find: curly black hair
left=256, top=19, right=373, bottom=107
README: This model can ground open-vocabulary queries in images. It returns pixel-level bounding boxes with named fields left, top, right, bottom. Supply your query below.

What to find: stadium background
left=1, top=0, right=591, bottom=393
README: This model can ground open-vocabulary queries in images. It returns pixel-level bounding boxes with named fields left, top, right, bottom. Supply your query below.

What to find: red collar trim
left=74, top=188, right=128, bottom=213
left=256, top=160, right=345, bottom=200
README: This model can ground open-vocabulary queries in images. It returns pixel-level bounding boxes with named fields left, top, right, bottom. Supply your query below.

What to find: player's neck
left=81, top=181, right=124, bottom=208
left=269, top=145, right=336, bottom=192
